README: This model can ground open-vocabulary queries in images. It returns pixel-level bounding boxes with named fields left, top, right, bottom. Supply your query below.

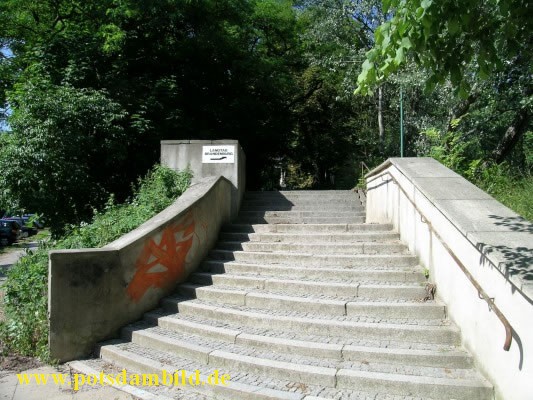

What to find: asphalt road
left=0, top=240, right=39, bottom=284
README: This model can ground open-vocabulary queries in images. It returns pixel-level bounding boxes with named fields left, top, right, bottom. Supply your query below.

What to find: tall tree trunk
left=446, top=91, right=478, bottom=133
left=491, top=108, right=531, bottom=163
left=377, top=86, right=384, bottom=154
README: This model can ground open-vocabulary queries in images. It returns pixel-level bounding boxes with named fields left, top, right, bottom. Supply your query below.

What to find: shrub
left=417, top=129, right=532, bottom=221
left=0, top=165, right=191, bottom=360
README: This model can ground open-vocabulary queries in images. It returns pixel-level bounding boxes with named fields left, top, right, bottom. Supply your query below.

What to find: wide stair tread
left=218, top=231, right=401, bottom=243
left=123, top=323, right=481, bottom=381
left=209, top=249, right=418, bottom=268
left=221, top=223, right=393, bottom=233
left=92, top=341, right=456, bottom=400
left=202, top=260, right=426, bottom=278
left=143, top=311, right=469, bottom=356
left=162, top=296, right=454, bottom=332
left=98, top=340, right=490, bottom=400
left=214, top=240, right=409, bottom=254
left=176, top=281, right=441, bottom=319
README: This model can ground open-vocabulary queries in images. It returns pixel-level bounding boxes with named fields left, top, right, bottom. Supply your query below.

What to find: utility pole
left=400, top=87, right=404, bottom=157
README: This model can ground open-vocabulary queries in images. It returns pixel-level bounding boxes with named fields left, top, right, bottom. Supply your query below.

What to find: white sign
left=202, top=145, right=235, bottom=163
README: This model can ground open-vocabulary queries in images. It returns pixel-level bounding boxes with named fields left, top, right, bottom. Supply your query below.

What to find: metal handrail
left=368, top=171, right=513, bottom=351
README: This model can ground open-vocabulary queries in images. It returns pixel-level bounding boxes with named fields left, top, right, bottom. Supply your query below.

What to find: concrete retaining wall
left=49, top=176, right=232, bottom=362
left=366, top=158, right=533, bottom=400
left=161, top=140, right=245, bottom=219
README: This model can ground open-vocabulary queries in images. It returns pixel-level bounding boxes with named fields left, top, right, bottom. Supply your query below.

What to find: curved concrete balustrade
left=48, top=176, right=232, bottom=362
left=366, top=157, right=533, bottom=400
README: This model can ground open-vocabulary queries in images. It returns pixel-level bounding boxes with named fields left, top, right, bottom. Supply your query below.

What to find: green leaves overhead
left=356, top=0, right=533, bottom=97
left=0, top=79, right=128, bottom=233
left=0, top=0, right=305, bottom=221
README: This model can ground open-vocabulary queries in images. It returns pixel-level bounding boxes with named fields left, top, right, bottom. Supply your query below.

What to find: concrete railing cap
left=367, top=157, right=533, bottom=300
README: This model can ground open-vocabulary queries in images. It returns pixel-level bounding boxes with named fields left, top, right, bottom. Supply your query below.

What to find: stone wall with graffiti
left=49, top=176, right=232, bottom=362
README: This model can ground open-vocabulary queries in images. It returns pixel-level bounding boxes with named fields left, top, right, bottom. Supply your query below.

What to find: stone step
left=239, top=205, right=364, bottom=212
left=96, top=342, right=308, bottom=399
left=237, top=210, right=365, bottom=217
left=144, top=312, right=472, bottom=369
left=178, top=282, right=442, bottom=318
left=187, top=273, right=428, bottom=299
left=245, top=190, right=356, bottom=196
left=335, top=370, right=492, bottom=400
left=233, top=216, right=366, bottom=224
left=69, top=358, right=211, bottom=400
left=104, top=332, right=491, bottom=400
left=242, top=194, right=360, bottom=200
left=221, top=223, right=393, bottom=233
left=98, top=341, right=465, bottom=400
left=242, top=202, right=362, bottom=210
left=161, top=298, right=460, bottom=345
left=209, top=250, right=419, bottom=267
left=215, top=241, right=408, bottom=254
left=124, top=324, right=476, bottom=380
left=243, top=192, right=359, bottom=202
left=201, top=260, right=426, bottom=282
left=218, top=231, right=400, bottom=243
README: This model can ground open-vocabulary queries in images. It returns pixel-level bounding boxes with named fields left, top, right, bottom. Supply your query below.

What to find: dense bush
left=473, top=164, right=533, bottom=221
left=0, top=165, right=191, bottom=360
left=418, top=129, right=532, bottom=221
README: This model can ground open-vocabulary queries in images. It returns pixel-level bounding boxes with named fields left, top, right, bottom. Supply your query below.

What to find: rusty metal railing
left=367, top=170, right=513, bottom=351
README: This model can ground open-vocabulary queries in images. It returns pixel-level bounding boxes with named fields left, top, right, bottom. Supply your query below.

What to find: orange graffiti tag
left=127, top=211, right=195, bottom=302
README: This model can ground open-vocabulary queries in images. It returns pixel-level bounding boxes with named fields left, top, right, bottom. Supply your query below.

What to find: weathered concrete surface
left=0, top=365, right=136, bottom=400
left=161, top=140, right=245, bottom=219
left=49, top=176, right=232, bottom=362
left=366, top=157, right=533, bottom=400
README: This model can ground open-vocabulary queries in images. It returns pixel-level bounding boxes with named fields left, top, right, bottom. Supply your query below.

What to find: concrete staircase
left=74, top=191, right=493, bottom=400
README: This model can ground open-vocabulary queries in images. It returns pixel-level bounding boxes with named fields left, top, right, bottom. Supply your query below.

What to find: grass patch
left=0, top=165, right=191, bottom=361
left=473, top=165, right=533, bottom=221
left=33, top=229, right=51, bottom=241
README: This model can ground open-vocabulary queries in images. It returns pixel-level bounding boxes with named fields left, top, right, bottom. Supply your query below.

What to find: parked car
left=3, top=217, right=35, bottom=237
left=22, top=214, right=44, bottom=229
left=0, top=219, right=22, bottom=245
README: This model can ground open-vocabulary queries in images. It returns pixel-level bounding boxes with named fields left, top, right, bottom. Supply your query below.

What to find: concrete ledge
left=366, top=158, right=533, bottom=298
left=365, top=157, right=533, bottom=400
left=161, top=140, right=245, bottom=219
left=49, top=176, right=232, bottom=362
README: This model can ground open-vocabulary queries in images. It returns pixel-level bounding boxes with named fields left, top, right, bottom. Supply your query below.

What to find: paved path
left=0, top=242, right=137, bottom=400
left=0, top=365, right=137, bottom=400
left=0, top=240, right=39, bottom=284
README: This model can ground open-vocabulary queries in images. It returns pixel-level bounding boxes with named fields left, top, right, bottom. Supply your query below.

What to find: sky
left=0, top=46, right=13, bottom=131
left=0, top=46, right=13, bottom=58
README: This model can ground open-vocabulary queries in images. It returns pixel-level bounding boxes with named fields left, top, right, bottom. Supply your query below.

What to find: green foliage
left=283, top=162, right=315, bottom=189
left=0, top=78, right=128, bottom=235
left=0, top=248, right=49, bottom=358
left=524, top=131, right=533, bottom=169
left=0, top=166, right=191, bottom=360
left=357, top=0, right=533, bottom=96
left=0, top=0, right=302, bottom=193
left=418, top=128, right=482, bottom=173
left=474, top=165, right=533, bottom=221
left=60, top=166, right=191, bottom=249
left=417, top=128, right=532, bottom=221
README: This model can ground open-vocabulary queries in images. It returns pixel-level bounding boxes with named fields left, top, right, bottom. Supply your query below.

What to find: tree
left=356, top=0, right=532, bottom=96
left=0, top=0, right=305, bottom=224
left=0, top=79, right=127, bottom=233
left=356, top=0, right=532, bottom=164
